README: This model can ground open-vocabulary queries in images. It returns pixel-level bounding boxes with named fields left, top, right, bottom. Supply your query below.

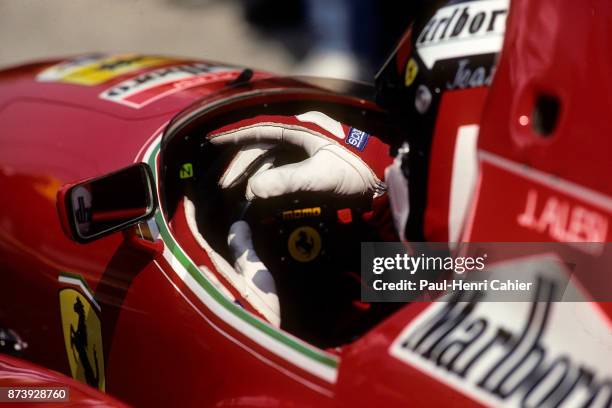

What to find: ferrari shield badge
left=58, top=274, right=105, bottom=391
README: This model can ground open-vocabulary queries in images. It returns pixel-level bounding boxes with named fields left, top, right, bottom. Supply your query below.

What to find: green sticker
left=179, top=163, right=193, bottom=179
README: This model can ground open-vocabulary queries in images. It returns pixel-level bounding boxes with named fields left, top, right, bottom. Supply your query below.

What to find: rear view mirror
left=58, top=163, right=157, bottom=243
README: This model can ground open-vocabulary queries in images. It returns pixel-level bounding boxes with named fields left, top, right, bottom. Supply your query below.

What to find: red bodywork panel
left=0, top=354, right=127, bottom=407
left=0, top=55, right=363, bottom=406
left=342, top=0, right=612, bottom=407
left=1, top=0, right=612, bottom=405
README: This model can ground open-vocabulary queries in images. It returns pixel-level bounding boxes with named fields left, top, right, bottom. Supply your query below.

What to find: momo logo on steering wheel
left=288, top=226, right=322, bottom=263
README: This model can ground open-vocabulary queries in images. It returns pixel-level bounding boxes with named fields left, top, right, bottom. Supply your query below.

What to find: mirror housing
left=57, top=163, right=158, bottom=243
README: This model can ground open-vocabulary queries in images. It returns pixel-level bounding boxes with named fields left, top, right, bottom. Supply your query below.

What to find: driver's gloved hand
left=207, top=112, right=395, bottom=326
left=206, top=112, right=397, bottom=327
left=208, top=111, right=392, bottom=200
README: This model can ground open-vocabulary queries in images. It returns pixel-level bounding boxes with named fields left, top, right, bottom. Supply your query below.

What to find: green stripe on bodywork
left=147, top=143, right=338, bottom=369
left=59, top=271, right=94, bottom=295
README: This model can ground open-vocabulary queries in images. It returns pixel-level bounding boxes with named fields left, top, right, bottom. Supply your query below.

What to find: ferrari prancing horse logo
left=288, top=226, right=322, bottom=263
left=59, top=285, right=105, bottom=391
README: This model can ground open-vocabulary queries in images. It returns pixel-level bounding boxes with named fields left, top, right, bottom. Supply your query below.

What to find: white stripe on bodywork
left=58, top=275, right=101, bottom=311
left=153, top=260, right=334, bottom=397
left=141, top=137, right=339, bottom=384
left=157, top=237, right=338, bottom=383
left=449, top=125, right=480, bottom=244
left=479, top=150, right=612, bottom=213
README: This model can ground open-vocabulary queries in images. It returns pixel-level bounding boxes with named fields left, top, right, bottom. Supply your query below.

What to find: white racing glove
left=206, top=111, right=394, bottom=327
left=209, top=111, right=390, bottom=200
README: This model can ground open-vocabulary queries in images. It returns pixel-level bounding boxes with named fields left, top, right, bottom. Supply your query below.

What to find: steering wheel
left=192, top=138, right=393, bottom=346
left=241, top=192, right=375, bottom=272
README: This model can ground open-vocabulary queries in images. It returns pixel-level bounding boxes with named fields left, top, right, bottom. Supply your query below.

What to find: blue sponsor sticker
left=345, top=127, right=370, bottom=152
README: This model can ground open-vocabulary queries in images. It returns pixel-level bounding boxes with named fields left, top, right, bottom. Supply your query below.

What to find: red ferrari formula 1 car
left=1, top=0, right=611, bottom=406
